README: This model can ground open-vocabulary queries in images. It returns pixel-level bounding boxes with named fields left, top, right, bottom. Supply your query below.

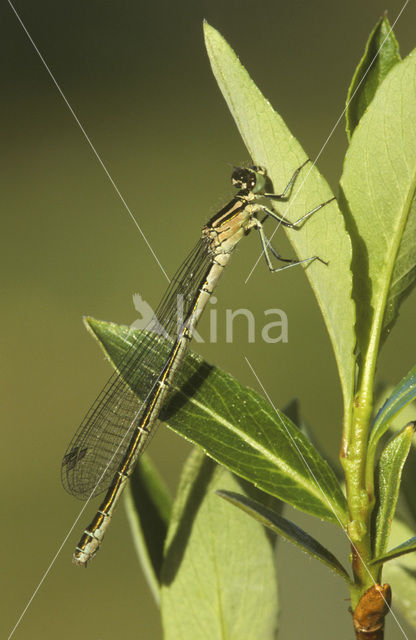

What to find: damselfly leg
left=247, top=160, right=334, bottom=271
left=260, top=159, right=335, bottom=229
left=255, top=218, right=327, bottom=273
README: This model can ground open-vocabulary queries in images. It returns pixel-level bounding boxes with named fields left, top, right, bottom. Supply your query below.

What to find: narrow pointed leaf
left=346, top=15, right=401, bottom=139
left=400, top=441, right=416, bottom=526
left=382, top=519, right=416, bottom=630
left=218, top=490, right=350, bottom=582
left=340, top=50, right=416, bottom=359
left=373, top=423, right=414, bottom=558
left=369, top=364, right=416, bottom=454
left=85, top=317, right=348, bottom=525
left=161, top=449, right=279, bottom=640
left=283, top=398, right=339, bottom=471
left=372, top=535, right=416, bottom=566
left=124, top=454, right=171, bottom=604
left=204, top=21, right=355, bottom=419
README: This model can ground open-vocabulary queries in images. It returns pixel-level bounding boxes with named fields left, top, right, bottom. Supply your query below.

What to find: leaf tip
left=406, top=420, right=416, bottom=434
left=202, top=19, right=214, bottom=39
left=83, top=315, right=99, bottom=333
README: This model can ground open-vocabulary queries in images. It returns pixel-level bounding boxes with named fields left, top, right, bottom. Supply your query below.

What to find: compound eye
left=231, top=167, right=254, bottom=190
left=231, top=168, right=245, bottom=184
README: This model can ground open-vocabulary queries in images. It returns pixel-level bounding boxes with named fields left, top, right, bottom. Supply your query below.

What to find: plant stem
left=341, top=323, right=383, bottom=604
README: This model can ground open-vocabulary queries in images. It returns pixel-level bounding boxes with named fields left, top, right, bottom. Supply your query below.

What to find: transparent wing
left=62, top=237, right=212, bottom=499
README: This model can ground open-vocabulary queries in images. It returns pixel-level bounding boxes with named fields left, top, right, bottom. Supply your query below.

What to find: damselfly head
left=232, top=166, right=267, bottom=193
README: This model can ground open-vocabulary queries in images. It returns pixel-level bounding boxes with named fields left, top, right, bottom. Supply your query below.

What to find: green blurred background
left=3, top=1, right=416, bottom=638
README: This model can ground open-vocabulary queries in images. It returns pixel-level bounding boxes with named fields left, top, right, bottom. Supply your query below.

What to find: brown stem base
left=352, top=584, right=392, bottom=640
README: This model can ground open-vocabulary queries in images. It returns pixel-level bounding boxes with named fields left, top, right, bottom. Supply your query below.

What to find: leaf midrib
left=169, top=377, right=340, bottom=515
left=365, top=155, right=416, bottom=376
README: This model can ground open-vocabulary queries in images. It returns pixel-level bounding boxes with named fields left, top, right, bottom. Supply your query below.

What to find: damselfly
left=62, top=160, right=333, bottom=565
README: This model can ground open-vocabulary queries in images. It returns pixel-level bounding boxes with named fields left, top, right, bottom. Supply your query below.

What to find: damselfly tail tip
left=73, top=548, right=93, bottom=568
left=72, top=555, right=88, bottom=568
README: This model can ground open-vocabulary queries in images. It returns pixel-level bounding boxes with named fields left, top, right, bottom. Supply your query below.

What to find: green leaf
left=85, top=317, right=348, bottom=526
left=383, top=519, right=416, bottom=629
left=372, top=535, right=416, bottom=566
left=283, top=398, right=341, bottom=475
left=340, top=50, right=416, bottom=361
left=161, top=448, right=279, bottom=640
left=368, top=364, right=416, bottom=455
left=346, top=15, right=401, bottom=139
left=218, top=490, right=350, bottom=582
left=400, top=442, right=416, bottom=527
left=203, top=21, right=355, bottom=422
left=124, top=454, right=171, bottom=604
left=373, top=423, right=414, bottom=559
